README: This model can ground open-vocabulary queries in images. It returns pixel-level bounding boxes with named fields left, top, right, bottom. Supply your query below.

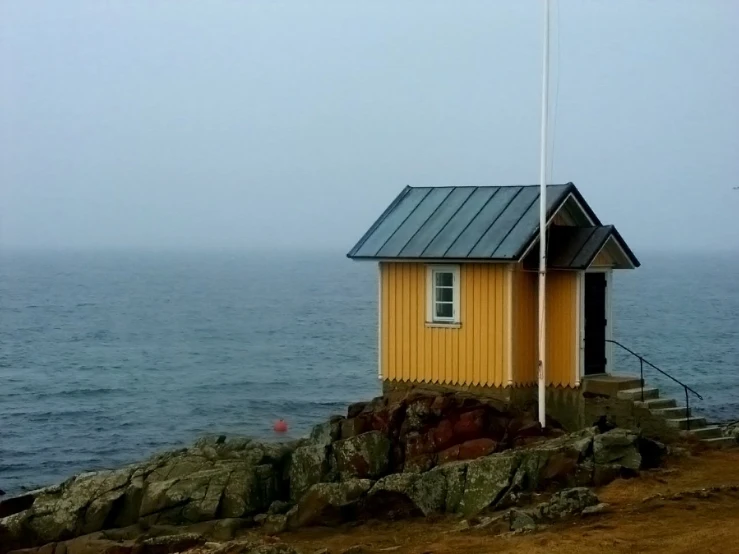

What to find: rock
left=365, top=470, right=446, bottom=518
left=638, top=437, right=667, bottom=469
left=339, top=547, right=370, bottom=554
left=581, top=502, right=610, bottom=516
left=347, top=401, right=369, bottom=419
left=430, top=419, right=455, bottom=451
left=509, top=509, right=537, bottom=531
left=208, top=518, right=253, bottom=541
left=593, top=428, right=641, bottom=472
left=333, top=432, right=391, bottom=481
left=286, top=480, right=373, bottom=529
left=403, top=397, right=435, bottom=432
left=262, top=514, right=287, bottom=535
left=453, top=410, right=486, bottom=442
left=404, top=432, right=435, bottom=459
left=593, top=464, right=622, bottom=486
left=136, top=533, right=205, bottom=554
left=458, top=438, right=496, bottom=461
left=537, top=487, right=599, bottom=520
left=459, top=453, right=518, bottom=516
left=340, top=418, right=367, bottom=440
left=310, top=420, right=342, bottom=448
left=289, top=445, right=331, bottom=502
left=267, top=501, right=292, bottom=515
left=402, top=454, right=436, bottom=474
left=0, top=493, right=34, bottom=519
left=254, top=514, right=268, bottom=525
left=437, top=445, right=460, bottom=465
left=313, top=549, right=331, bottom=554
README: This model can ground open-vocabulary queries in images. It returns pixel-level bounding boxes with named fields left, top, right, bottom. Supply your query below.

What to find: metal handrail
left=605, top=339, right=703, bottom=430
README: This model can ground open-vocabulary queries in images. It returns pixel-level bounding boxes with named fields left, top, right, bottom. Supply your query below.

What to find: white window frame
left=426, top=265, right=461, bottom=326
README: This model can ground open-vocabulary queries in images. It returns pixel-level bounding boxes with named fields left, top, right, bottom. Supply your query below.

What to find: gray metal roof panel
left=398, top=187, right=477, bottom=257
left=376, top=187, right=453, bottom=257
left=349, top=187, right=429, bottom=257
left=489, top=184, right=570, bottom=259
left=443, top=187, right=519, bottom=258
left=418, top=187, right=498, bottom=258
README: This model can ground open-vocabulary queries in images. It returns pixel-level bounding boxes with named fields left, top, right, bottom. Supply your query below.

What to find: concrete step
left=583, top=375, right=643, bottom=397
left=634, top=397, right=677, bottom=410
left=651, top=406, right=689, bottom=418
left=617, top=387, right=659, bottom=401
left=665, top=416, right=707, bottom=430
left=701, top=436, right=737, bottom=448
left=686, top=426, right=723, bottom=439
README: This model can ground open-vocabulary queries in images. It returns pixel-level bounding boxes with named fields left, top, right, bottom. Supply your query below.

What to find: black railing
left=605, top=339, right=703, bottom=431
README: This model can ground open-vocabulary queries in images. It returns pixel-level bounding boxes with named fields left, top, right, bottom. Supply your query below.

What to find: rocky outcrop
left=0, top=437, right=296, bottom=553
left=285, top=480, right=373, bottom=529
left=464, top=487, right=603, bottom=534
left=0, top=392, right=663, bottom=553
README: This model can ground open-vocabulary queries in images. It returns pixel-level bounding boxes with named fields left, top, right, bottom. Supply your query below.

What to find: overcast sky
left=1, top=1, right=737, bottom=252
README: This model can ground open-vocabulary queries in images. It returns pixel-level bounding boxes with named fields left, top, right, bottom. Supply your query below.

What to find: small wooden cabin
left=348, top=183, right=639, bottom=399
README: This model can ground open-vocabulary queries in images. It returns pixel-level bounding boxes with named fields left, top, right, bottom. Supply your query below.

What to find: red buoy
left=273, top=419, right=288, bottom=433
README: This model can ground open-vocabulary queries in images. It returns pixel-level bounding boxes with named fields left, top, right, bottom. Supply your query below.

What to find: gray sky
left=1, top=1, right=737, bottom=252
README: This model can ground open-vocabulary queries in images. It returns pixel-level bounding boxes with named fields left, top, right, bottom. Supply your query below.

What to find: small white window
left=427, top=265, right=460, bottom=324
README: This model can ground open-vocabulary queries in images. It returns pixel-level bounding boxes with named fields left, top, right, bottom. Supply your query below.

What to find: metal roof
left=348, top=183, right=588, bottom=260
left=524, top=225, right=640, bottom=269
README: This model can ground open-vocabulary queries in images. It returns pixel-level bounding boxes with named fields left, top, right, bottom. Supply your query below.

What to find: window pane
left=435, top=271, right=453, bottom=287
left=435, top=302, right=453, bottom=319
left=435, top=287, right=453, bottom=302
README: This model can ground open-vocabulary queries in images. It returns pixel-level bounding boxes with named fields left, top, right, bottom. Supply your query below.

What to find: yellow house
left=347, top=183, right=640, bottom=407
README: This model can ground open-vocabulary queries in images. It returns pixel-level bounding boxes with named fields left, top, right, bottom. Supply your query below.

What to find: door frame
left=577, top=268, right=613, bottom=383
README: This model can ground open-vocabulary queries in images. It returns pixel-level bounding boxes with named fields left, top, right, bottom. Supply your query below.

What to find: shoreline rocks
left=1, top=392, right=658, bottom=553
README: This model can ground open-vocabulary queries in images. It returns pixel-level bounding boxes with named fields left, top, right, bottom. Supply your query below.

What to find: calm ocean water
left=1, top=250, right=737, bottom=494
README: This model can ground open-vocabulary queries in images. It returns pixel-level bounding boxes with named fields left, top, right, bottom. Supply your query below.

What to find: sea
left=1, top=250, right=738, bottom=495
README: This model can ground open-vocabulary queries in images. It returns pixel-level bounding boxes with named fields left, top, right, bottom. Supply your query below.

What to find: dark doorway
left=584, top=272, right=607, bottom=375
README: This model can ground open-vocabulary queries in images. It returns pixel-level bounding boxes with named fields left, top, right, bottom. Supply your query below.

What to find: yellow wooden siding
left=545, top=271, right=578, bottom=387
left=511, top=266, right=579, bottom=387
left=380, top=263, right=509, bottom=387
left=511, top=268, right=537, bottom=384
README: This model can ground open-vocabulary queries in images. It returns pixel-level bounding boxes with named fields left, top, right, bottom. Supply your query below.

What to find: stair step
left=701, top=436, right=737, bottom=448
left=686, top=426, right=723, bottom=439
left=634, top=398, right=677, bottom=410
left=617, top=387, right=659, bottom=401
left=651, top=406, right=689, bottom=418
left=665, top=416, right=707, bottom=430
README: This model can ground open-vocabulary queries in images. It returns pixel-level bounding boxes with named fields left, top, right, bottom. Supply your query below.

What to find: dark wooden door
left=584, top=273, right=607, bottom=375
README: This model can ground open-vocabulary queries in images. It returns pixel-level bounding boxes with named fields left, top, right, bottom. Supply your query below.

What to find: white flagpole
left=538, top=0, right=551, bottom=428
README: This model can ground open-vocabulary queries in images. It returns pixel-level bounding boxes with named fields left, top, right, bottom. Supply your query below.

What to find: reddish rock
left=405, top=432, right=435, bottom=459
left=340, top=418, right=367, bottom=440
left=458, top=438, right=497, bottom=461
left=437, top=445, right=461, bottom=465
left=453, top=409, right=486, bottom=442
left=508, top=417, right=543, bottom=439
left=403, top=454, right=436, bottom=473
left=364, top=402, right=405, bottom=436
left=430, top=394, right=454, bottom=414
left=431, top=419, right=455, bottom=451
